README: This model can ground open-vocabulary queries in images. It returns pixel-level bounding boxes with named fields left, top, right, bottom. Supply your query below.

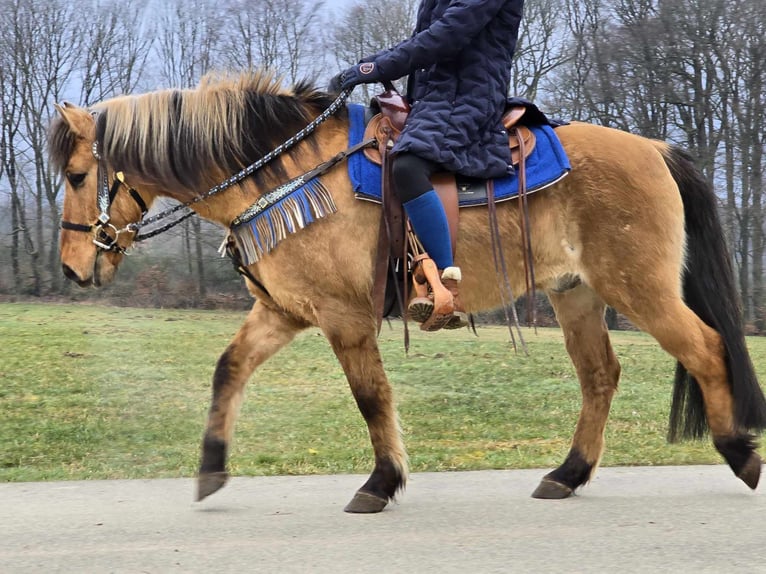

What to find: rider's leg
left=391, top=153, right=467, bottom=329
left=391, top=153, right=452, bottom=268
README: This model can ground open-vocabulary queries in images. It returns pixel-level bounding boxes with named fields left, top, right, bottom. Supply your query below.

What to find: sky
left=324, top=0, right=357, bottom=13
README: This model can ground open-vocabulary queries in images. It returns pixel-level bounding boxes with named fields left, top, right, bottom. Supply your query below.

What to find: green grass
left=1, top=302, right=764, bottom=482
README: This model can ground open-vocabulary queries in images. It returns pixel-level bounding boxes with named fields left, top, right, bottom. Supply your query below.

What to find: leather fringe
left=231, top=178, right=336, bottom=265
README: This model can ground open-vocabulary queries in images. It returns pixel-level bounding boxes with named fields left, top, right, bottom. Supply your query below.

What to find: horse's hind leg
left=322, top=311, right=407, bottom=513
left=533, top=284, right=621, bottom=499
left=626, top=298, right=762, bottom=488
left=197, top=300, right=308, bottom=501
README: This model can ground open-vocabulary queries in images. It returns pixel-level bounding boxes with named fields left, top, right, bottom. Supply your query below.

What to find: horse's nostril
left=62, top=263, right=81, bottom=283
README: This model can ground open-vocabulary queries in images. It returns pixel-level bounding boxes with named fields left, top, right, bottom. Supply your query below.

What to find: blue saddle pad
left=346, top=103, right=571, bottom=206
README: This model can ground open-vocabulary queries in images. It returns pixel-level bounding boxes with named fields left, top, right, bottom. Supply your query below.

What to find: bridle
left=60, top=140, right=148, bottom=255
left=60, top=88, right=355, bottom=255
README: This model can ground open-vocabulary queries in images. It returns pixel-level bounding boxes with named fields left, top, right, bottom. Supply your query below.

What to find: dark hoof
left=737, top=453, right=762, bottom=490
left=531, top=478, right=574, bottom=499
left=344, top=490, right=388, bottom=513
left=197, top=471, right=229, bottom=501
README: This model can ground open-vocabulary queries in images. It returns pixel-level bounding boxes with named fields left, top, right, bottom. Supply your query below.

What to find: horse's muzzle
left=62, top=263, right=93, bottom=287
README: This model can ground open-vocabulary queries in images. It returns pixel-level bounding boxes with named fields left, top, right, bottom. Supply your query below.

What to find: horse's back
left=542, top=122, right=687, bottom=305
left=457, top=121, right=686, bottom=311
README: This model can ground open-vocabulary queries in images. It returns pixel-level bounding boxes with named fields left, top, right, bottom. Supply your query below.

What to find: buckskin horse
left=48, top=71, right=766, bottom=513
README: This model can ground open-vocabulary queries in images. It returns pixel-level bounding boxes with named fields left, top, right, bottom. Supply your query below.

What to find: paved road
left=1, top=466, right=764, bottom=573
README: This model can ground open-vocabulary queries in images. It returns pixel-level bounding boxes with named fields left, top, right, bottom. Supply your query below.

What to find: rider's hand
left=327, top=62, right=382, bottom=93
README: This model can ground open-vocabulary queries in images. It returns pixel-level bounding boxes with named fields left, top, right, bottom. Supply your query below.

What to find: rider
left=330, top=0, right=525, bottom=330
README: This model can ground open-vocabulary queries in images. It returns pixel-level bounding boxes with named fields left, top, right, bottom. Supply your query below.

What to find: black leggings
left=391, top=153, right=439, bottom=203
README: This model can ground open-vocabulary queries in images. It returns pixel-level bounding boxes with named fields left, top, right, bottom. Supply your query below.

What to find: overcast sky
left=324, top=0, right=356, bottom=13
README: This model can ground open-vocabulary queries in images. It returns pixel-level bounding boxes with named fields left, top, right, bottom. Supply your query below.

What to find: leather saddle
left=366, top=87, right=538, bottom=334
left=363, top=103, right=536, bottom=257
left=363, top=107, right=536, bottom=170
left=364, top=88, right=545, bottom=336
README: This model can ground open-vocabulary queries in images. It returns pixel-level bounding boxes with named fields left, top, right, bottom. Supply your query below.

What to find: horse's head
left=49, top=73, right=349, bottom=286
left=49, top=102, right=149, bottom=287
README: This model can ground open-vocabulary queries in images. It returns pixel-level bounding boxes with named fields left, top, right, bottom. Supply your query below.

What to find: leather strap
left=431, top=173, right=459, bottom=256
left=61, top=220, right=93, bottom=233
left=486, top=179, right=527, bottom=354
left=373, top=135, right=408, bottom=347
left=515, top=127, right=536, bottom=327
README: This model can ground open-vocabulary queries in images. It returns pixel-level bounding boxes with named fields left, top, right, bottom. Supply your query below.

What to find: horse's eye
left=66, top=172, right=87, bottom=187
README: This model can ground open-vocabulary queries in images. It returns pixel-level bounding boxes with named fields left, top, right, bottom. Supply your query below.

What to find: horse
left=48, top=71, right=766, bottom=513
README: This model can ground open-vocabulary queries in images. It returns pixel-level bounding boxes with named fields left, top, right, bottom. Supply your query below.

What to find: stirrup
left=407, top=260, right=467, bottom=331
left=439, top=267, right=468, bottom=330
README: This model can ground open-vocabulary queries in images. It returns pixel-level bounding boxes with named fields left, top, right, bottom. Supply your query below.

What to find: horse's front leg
left=533, top=284, right=621, bottom=499
left=197, top=300, right=308, bottom=501
left=322, top=311, right=408, bottom=513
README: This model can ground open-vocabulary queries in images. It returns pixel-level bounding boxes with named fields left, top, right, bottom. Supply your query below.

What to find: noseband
left=60, top=139, right=147, bottom=254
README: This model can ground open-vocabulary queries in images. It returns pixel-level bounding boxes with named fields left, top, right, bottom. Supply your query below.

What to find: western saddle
left=365, top=86, right=536, bottom=336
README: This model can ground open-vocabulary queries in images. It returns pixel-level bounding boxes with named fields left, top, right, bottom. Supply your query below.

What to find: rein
left=63, top=87, right=355, bottom=254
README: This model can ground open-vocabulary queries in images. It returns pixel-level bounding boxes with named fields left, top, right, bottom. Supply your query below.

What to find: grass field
left=1, top=301, right=765, bottom=483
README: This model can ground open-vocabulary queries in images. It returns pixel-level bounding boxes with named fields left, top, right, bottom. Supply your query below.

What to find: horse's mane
left=48, top=115, right=77, bottom=174
left=51, top=71, right=339, bottom=192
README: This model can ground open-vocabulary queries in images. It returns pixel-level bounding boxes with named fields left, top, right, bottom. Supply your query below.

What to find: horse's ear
left=54, top=101, right=75, bottom=123
left=53, top=102, right=94, bottom=138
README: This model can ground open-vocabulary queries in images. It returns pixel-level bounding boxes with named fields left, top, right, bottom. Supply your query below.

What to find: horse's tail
left=657, top=143, right=766, bottom=441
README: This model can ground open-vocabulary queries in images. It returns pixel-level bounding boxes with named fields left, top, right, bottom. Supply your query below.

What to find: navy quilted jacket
left=366, top=0, right=524, bottom=178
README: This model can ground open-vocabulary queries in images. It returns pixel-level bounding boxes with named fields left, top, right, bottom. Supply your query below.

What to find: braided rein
left=125, top=87, right=354, bottom=242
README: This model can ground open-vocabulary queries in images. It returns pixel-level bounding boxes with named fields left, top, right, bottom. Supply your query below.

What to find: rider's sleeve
left=366, top=0, right=510, bottom=81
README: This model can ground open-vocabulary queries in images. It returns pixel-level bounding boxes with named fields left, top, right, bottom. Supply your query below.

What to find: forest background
left=1, top=0, right=763, bottom=330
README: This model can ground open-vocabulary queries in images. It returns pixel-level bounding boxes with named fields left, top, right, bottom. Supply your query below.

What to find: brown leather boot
left=440, top=267, right=468, bottom=330
left=408, top=255, right=439, bottom=324
left=408, top=257, right=456, bottom=328
left=418, top=265, right=468, bottom=332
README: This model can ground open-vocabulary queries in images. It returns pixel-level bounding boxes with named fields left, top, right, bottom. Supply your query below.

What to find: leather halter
left=60, top=138, right=147, bottom=254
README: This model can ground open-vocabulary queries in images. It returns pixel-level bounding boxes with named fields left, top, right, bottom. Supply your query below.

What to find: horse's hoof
left=344, top=490, right=388, bottom=513
left=408, top=297, right=433, bottom=324
left=531, top=478, right=574, bottom=499
left=737, top=452, right=762, bottom=490
left=197, top=471, right=229, bottom=501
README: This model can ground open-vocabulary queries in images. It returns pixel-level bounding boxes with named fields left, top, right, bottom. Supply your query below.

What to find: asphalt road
left=1, top=465, right=764, bottom=573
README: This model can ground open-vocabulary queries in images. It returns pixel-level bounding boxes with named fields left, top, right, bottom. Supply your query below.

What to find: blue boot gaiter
left=402, top=190, right=453, bottom=269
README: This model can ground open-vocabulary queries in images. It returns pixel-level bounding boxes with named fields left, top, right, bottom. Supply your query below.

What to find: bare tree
left=512, top=0, right=571, bottom=102
left=219, top=0, right=327, bottom=83
left=156, top=0, right=223, bottom=87
left=0, top=4, right=30, bottom=291
left=0, top=0, right=81, bottom=293
left=154, top=0, right=226, bottom=297
left=79, top=0, right=155, bottom=105
left=713, top=0, right=766, bottom=325
left=19, top=0, right=87, bottom=293
left=328, top=0, right=417, bottom=101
